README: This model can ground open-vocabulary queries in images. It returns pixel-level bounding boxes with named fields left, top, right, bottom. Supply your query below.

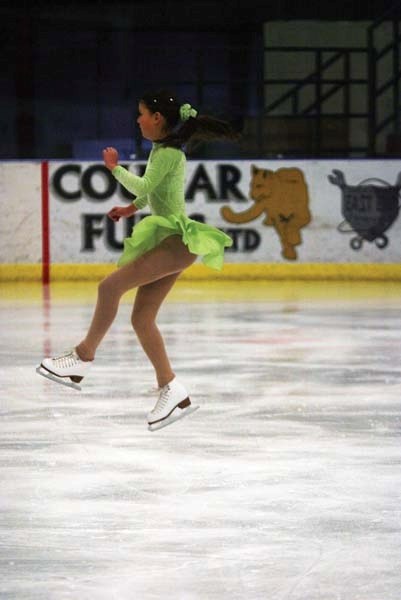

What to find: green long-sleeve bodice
left=112, top=143, right=186, bottom=217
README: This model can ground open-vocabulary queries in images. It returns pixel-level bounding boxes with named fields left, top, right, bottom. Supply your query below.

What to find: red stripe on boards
left=41, top=161, right=50, bottom=284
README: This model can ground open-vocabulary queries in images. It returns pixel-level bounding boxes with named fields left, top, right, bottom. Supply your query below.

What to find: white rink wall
left=1, top=159, right=400, bottom=266
left=0, top=162, right=42, bottom=263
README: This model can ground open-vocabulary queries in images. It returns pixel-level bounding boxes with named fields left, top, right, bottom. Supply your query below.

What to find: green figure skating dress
left=112, top=143, right=233, bottom=270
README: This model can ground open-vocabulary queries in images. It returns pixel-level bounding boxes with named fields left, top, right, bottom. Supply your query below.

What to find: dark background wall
left=1, top=0, right=399, bottom=159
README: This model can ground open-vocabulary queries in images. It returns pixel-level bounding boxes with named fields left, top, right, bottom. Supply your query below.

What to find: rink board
left=0, top=159, right=400, bottom=280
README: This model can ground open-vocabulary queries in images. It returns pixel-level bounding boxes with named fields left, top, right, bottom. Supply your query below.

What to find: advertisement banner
left=48, top=159, right=401, bottom=264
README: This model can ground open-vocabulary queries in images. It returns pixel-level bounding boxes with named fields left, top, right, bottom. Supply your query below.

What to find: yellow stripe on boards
left=0, top=264, right=42, bottom=281
left=179, top=263, right=401, bottom=281
left=1, top=263, right=401, bottom=281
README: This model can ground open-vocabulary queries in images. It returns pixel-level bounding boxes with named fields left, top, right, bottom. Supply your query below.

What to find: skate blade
left=148, top=405, right=200, bottom=432
left=36, top=366, right=82, bottom=391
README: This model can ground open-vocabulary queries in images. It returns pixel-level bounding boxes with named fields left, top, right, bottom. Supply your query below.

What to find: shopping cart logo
left=328, top=169, right=401, bottom=250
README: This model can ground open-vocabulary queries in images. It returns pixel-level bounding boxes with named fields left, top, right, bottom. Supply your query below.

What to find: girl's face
left=136, top=102, right=167, bottom=141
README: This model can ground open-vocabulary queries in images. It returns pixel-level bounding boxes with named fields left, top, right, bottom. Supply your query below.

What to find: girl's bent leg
left=77, top=235, right=196, bottom=360
left=76, top=274, right=123, bottom=361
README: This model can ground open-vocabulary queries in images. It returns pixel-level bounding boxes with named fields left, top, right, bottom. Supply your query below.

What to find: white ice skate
left=147, top=377, right=199, bottom=432
left=36, top=349, right=92, bottom=391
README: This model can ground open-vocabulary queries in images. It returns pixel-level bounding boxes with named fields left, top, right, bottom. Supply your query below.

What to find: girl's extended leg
left=76, top=236, right=196, bottom=361
left=131, top=273, right=180, bottom=388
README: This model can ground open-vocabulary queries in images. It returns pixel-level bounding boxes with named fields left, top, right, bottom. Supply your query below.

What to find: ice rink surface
left=1, top=279, right=401, bottom=600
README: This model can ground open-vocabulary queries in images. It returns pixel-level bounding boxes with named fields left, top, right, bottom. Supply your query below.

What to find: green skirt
left=118, top=214, right=233, bottom=271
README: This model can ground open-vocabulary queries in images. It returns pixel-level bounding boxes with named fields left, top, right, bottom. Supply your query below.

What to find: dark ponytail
left=163, top=114, right=239, bottom=151
left=140, top=89, right=240, bottom=151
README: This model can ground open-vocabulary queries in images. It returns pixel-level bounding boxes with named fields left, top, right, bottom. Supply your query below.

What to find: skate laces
left=153, top=385, right=171, bottom=414
left=53, top=350, right=80, bottom=369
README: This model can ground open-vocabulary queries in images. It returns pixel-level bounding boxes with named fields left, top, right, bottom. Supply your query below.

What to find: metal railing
left=260, top=3, right=400, bottom=157
left=262, top=46, right=369, bottom=156
left=367, top=3, right=401, bottom=155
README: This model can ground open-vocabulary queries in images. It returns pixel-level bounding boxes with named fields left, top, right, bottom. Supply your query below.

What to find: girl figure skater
left=37, top=89, right=236, bottom=431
